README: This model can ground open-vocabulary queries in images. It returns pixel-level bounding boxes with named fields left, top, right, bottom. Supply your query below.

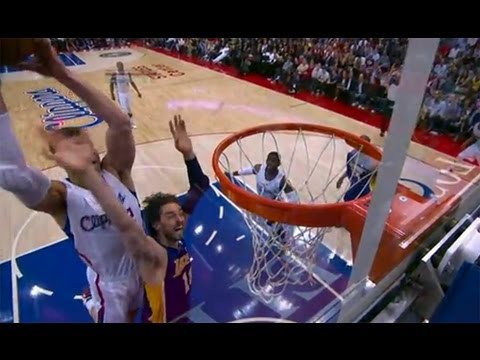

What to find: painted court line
left=204, top=230, right=218, bottom=246
left=236, top=235, right=246, bottom=242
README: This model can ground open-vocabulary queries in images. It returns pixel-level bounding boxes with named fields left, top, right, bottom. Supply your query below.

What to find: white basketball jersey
left=255, top=164, right=285, bottom=200
left=114, top=72, right=131, bottom=94
left=60, top=171, right=143, bottom=279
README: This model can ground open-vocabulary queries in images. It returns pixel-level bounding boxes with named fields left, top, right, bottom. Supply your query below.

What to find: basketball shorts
left=116, top=92, right=132, bottom=114
left=86, top=266, right=144, bottom=323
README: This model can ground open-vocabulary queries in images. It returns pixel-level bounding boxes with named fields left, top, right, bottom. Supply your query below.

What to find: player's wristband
left=237, top=167, right=255, bottom=176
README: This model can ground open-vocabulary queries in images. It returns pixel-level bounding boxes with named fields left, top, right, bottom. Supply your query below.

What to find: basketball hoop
left=212, top=123, right=383, bottom=302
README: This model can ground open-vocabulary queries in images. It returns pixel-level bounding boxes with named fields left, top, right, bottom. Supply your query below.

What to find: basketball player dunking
left=0, top=39, right=144, bottom=323
left=110, top=61, right=142, bottom=129
left=336, top=135, right=378, bottom=201
left=47, top=115, right=210, bottom=323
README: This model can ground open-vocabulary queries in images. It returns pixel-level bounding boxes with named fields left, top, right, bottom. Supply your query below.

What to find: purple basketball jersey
left=142, top=241, right=192, bottom=323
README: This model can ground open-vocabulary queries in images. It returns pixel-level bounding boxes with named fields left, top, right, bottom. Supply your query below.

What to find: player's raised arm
left=230, top=164, right=261, bottom=177
left=169, top=115, right=210, bottom=215
left=20, top=38, right=135, bottom=175
left=51, top=137, right=166, bottom=285
left=0, top=80, right=66, bottom=220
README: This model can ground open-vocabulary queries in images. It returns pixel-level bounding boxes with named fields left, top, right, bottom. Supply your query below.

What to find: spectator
left=271, top=55, right=293, bottom=84
left=448, top=43, right=462, bottom=59
left=426, top=93, right=447, bottom=134
left=212, top=44, right=230, bottom=64
left=310, top=63, right=323, bottom=95
left=352, top=73, right=368, bottom=107
left=335, top=70, right=354, bottom=103
left=129, top=37, right=480, bottom=145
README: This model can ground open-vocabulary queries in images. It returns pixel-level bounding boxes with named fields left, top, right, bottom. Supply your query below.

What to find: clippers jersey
left=60, top=170, right=143, bottom=279
left=142, top=241, right=192, bottom=323
left=255, top=164, right=286, bottom=200
left=343, top=150, right=376, bottom=201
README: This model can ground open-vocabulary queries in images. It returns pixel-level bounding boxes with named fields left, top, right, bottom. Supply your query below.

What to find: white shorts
left=458, top=142, right=480, bottom=164
left=116, top=92, right=132, bottom=114
left=86, top=266, right=143, bottom=323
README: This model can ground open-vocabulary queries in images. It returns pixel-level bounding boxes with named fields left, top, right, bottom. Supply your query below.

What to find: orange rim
left=212, top=123, right=383, bottom=227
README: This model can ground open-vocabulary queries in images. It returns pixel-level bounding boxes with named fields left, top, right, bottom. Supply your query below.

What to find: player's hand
left=44, top=132, right=95, bottom=173
left=18, top=38, right=69, bottom=80
left=169, top=114, right=194, bottom=159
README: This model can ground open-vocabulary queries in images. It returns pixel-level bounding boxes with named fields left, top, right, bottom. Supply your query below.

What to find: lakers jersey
left=60, top=170, right=143, bottom=279
left=142, top=241, right=192, bottom=323
left=113, top=71, right=131, bottom=94
left=255, top=164, right=286, bottom=200
left=343, top=150, right=376, bottom=201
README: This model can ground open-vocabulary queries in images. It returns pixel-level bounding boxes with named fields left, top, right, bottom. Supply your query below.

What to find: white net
left=218, top=126, right=379, bottom=303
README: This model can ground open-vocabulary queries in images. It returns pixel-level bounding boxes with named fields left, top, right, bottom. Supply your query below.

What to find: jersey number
left=182, top=267, right=192, bottom=294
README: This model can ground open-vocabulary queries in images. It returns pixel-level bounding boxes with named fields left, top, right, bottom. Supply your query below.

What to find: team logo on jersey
left=100, top=51, right=132, bottom=58
left=27, top=88, right=103, bottom=131
left=80, top=193, right=133, bottom=232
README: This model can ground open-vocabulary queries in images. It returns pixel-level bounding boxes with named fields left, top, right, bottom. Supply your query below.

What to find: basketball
left=0, top=38, right=36, bottom=66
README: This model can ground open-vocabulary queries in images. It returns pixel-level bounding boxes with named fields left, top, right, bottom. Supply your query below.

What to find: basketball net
left=217, top=127, right=379, bottom=303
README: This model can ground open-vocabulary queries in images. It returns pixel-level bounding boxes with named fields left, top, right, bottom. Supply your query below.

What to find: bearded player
left=0, top=39, right=143, bottom=323
left=141, top=116, right=210, bottom=323
left=110, top=61, right=142, bottom=128
left=336, top=135, right=378, bottom=201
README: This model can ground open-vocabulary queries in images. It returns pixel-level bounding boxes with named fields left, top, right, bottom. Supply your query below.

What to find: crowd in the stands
left=50, top=38, right=480, bottom=143
left=50, top=38, right=132, bottom=52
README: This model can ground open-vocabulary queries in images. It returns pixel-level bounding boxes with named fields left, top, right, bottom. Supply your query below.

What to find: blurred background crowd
left=50, top=38, right=480, bottom=144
